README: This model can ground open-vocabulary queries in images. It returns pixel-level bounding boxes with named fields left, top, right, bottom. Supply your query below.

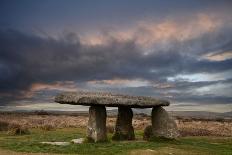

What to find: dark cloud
left=80, top=78, right=232, bottom=105
left=173, top=94, right=232, bottom=105
left=0, top=27, right=232, bottom=105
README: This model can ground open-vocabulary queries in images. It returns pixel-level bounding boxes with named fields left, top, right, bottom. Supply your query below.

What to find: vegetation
left=0, top=128, right=231, bottom=155
left=0, top=121, right=9, bottom=131
left=7, top=124, right=30, bottom=136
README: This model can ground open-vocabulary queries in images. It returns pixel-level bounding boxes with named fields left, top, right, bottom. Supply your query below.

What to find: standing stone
left=87, top=105, right=107, bottom=142
left=143, top=125, right=152, bottom=140
left=112, top=106, right=135, bottom=140
left=151, top=106, right=179, bottom=139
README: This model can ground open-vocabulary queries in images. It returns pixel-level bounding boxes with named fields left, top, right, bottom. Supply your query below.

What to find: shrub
left=180, top=128, right=211, bottom=137
left=40, top=124, right=55, bottom=131
left=0, top=121, right=9, bottom=131
left=7, top=124, right=30, bottom=135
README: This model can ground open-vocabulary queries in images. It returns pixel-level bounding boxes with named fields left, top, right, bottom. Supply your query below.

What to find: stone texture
left=55, top=91, right=169, bottom=108
left=151, top=107, right=179, bottom=139
left=112, top=106, right=135, bottom=140
left=87, top=105, right=107, bottom=142
left=143, top=125, right=152, bottom=140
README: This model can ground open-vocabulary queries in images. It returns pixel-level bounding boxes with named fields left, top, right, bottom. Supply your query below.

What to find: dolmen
left=55, top=91, right=179, bottom=142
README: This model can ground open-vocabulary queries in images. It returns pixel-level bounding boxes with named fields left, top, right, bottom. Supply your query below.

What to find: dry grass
left=176, top=118, right=232, bottom=137
left=0, top=113, right=87, bottom=129
left=39, top=124, right=55, bottom=131
left=0, top=121, right=9, bottom=131
left=0, top=112, right=231, bottom=137
left=7, top=123, right=30, bottom=135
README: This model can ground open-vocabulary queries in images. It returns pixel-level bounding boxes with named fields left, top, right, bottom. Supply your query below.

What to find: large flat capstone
left=55, top=91, right=169, bottom=108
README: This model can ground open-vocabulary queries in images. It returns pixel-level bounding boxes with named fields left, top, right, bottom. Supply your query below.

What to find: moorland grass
left=0, top=128, right=231, bottom=155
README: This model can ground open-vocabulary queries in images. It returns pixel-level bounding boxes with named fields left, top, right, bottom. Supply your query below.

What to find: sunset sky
left=0, top=0, right=232, bottom=112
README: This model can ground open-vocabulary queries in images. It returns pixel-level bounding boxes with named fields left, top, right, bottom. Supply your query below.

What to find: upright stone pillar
left=87, top=105, right=107, bottom=142
left=112, top=106, right=135, bottom=140
left=151, top=106, right=179, bottom=139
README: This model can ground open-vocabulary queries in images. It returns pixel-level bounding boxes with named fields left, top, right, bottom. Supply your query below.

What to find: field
left=0, top=112, right=231, bottom=155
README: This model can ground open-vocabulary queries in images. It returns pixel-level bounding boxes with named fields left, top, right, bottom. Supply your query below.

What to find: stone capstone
left=151, top=106, right=179, bottom=139
left=87, top=105, right=107, bottom=142
left=55, top=91, right=169, bottom=108
left=112, top=107, right=135, bottom=140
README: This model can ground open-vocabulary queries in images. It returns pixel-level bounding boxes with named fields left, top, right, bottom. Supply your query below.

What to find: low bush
left=7, top=124, right=30, bottom=135
left=0, top=121, right=9, bottom=131
left=180, top=128, right=211, bottom=137
left=39, top=124, right=55, bottom=131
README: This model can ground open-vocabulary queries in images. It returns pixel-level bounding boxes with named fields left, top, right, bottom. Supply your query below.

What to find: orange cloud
left=79, top=13, right=222, bottom=49
left=88, top=79, right=132, bottom=85
left=20, top=81, right=77, bottom=99
left=88, top=78, right=150, bottom=87
left=202, top=51, right=232, bottom=61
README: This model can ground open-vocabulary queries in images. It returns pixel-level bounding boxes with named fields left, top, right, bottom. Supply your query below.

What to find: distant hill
left=220, top=111, right=232, bottom=118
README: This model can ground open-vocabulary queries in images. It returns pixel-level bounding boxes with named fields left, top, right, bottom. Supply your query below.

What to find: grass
left=0, top=128, right=231, bottom=155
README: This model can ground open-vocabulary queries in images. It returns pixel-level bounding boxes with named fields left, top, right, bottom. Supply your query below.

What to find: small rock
left=71, top=138, right=85, bottom=144
left=40, top=142, right=70, bottom=146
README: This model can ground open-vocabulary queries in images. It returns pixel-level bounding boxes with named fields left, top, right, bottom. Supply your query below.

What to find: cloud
left=80, top=13, right=227, bottom=50
left=202, top=50, right=232, bottom=61
left=0, top=13, right=232, bottom=106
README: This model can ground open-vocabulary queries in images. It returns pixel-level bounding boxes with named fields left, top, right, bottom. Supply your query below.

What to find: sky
left=0, top=0, right=232, bottom=112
